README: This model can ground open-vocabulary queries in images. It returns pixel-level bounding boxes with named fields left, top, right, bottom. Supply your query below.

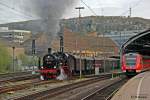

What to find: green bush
left=0, top=45, right=11, bottom=73
left=18, top=54, right=39, bottom=67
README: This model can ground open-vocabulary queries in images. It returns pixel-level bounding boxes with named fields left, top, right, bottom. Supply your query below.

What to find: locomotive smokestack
left=60, top=36, right=64, bottom=53
left=48, top=48, right=52, bottom=54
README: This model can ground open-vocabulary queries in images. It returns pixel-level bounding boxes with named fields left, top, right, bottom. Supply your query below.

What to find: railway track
left=0, top=71, right=39, bottom=83
left=0, top=79, right=62, bottom=94
left=11, top=73, right=121, bottom=100
left=0, top=73, right=112, bottom=95
left=0, top=74, right=104, bottom=95
left=0, top=72, right=31, bottom=78
left=81, top=78, right=128, bottom=100
left=0, top=71, right=40, bottom=94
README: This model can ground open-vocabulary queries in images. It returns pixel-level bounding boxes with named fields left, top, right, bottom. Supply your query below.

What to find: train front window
left=126, top=58, right=136, bottom=66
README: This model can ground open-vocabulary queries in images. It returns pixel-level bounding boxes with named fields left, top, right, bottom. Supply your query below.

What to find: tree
left=0, top=44, right=11, bottom=73
left=18, top=53, right=29, bottom=66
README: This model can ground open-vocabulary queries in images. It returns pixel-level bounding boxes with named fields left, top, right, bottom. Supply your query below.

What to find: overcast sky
left=64, top=0, right=150, bottom=19
left=0, top=0, right=149, bottom=24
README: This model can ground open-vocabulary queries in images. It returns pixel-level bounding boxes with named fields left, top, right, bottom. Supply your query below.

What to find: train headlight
left=41, top=66, right=44, bottom=69
left=54, top=66, right=56, bottom=69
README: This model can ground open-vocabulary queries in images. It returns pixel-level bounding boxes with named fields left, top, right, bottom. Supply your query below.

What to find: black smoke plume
left=22, top=0, right=78, bottom=44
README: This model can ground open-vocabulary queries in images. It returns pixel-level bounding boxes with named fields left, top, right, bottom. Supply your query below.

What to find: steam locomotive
left=39, top=48, right=120, bottom=80
left=39, top=48, right=71, bottom=80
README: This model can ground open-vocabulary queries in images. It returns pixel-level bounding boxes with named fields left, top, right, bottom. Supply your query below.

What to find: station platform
left=112, top=71, right=150, bottom=100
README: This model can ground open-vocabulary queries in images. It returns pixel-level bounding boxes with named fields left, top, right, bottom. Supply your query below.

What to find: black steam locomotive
left=39, top=48, right=71, bottom=80
left=39, top=48, right=120, bottom=80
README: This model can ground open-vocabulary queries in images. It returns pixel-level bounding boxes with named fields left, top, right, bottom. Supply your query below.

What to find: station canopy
left=122, top=29, right=150, bottom=56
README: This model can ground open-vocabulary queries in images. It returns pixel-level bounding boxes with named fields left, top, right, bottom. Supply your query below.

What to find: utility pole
left=101, top=8, right=104, bottom=16
left=59, top=23, right=64, bottom=53
left=60, top=36, right=64, bottom=53
left=120, top=32, right=122, bottom=46
left=102, top=30, right=106, bottom=73
left=75, top=6, right=84, bottom=55
left=75, top=39, right=78, bottom=55
left=129, top=7, right=132, bottom=17
left=12, top=46, right=15, bottom=72
left=75, top=7, right=84, bottom=33
left=32, top=39, right=36, bottom=71
left=12, top=32, right=15, bottom=72
left=79, top=49, right=82, bottom=79
left=75, top=6, right=84, bottom=79
left=111, top=61, right=115, bottom=79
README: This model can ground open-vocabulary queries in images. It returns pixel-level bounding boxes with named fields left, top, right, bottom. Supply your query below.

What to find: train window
left=125, top=54, right=137, bottom=66
left=126, top=58, right=136, bottom=66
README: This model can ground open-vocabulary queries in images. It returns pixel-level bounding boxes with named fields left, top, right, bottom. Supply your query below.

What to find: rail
left=12, top=72, right=124, bottom=100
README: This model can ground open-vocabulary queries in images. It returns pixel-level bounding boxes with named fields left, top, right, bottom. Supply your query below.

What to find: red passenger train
left=122, top=53, right=150, bottom=76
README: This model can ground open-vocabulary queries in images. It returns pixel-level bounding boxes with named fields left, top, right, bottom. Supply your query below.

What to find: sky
left=0, top=0, right=149, bottom=24
left=64, top=0, right=150, bottom=19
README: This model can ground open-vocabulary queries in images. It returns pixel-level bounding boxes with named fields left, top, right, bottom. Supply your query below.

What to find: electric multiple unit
left=122, top=53, right=150, bottom=76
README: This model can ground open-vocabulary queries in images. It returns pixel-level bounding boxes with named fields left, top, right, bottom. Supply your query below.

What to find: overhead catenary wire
left=80, top=0, right=98, bottom=16
left=119, top=0, right=144, bottom=16
left=0, top=1, right=37, bottom=20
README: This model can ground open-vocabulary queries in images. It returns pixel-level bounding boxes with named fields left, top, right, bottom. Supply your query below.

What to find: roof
left=122, top=28, right=150, bottom=55
left=0, top=29, right=31, bottom=33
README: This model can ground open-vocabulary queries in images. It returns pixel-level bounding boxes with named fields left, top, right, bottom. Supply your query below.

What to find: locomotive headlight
left=41, top=66, right=44, bottom=69
left=54, top=66, right=56, bottom=69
